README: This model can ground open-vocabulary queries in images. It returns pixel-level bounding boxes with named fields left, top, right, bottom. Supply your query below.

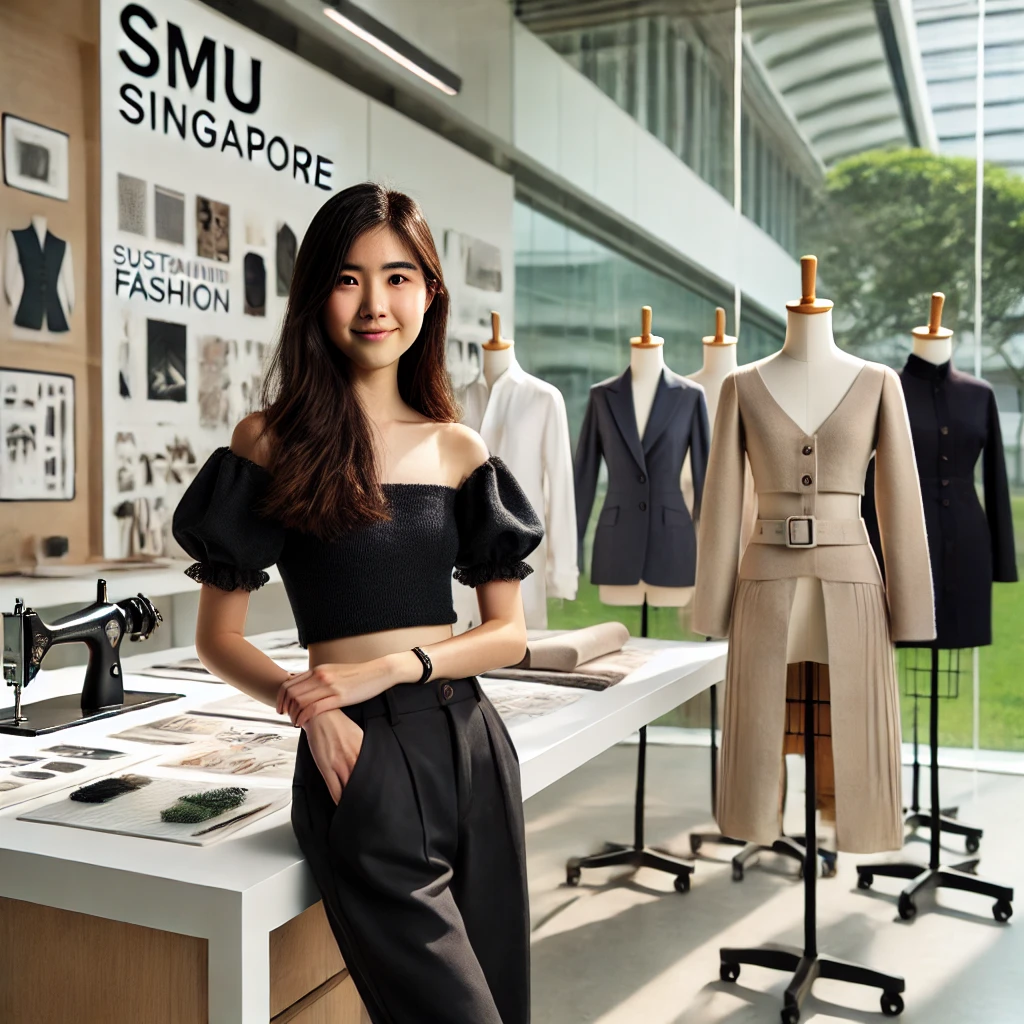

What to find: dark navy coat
left=574, top=365, right=710, bottom=587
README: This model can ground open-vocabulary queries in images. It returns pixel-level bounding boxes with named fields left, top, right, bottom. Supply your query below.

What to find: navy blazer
left=574, top=366, right=710, bottom=587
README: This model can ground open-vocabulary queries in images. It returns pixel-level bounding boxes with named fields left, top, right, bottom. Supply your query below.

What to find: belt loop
left=383, top=687, right=400, bottom=726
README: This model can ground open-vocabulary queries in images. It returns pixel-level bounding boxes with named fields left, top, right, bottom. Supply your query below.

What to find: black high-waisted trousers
left=290, top=676, right=530, bottom=1024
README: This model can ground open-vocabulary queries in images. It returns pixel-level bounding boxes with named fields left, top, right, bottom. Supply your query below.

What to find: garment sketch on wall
left=276, top=222, right=296, bottom=296
left=0, top=368, right=75, bottom=501
left=244, top=252, right=266, bottom=316
left=115, top=430, right=138, bottom=492
left=2, top=114, right=69, bottom=201
left=196, top=196, right=230, bottom=262
left=117, top=173, right=147, bottom=235
left=147, top=319, right=187, bottom=401
left=245, top=215, right=266, bottom=247
left=111, top=495, right=168, bottom=556
left=154, top=185, right=185, bottom=245
left=198, top=335, right=231, bottom=429
left=4, top=216, right=74, bottom=333
left=236, top=339, right=267, bottom=420
left=447, top=336, right=483, bottom=392
left=116, top=306, right=137, bottom=398
left=441, top=228, right=507, bottom=364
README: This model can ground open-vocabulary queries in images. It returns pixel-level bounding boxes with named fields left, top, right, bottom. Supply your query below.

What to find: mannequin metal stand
left=901, top=651, right=981, bottom=853
left=688, top=691, right=834, bottom=881
left=720, top=662, right=905, bottom=1023
left=566, top=598, right=694, bottom=893
left=855, top=649, right=1013, bottom=922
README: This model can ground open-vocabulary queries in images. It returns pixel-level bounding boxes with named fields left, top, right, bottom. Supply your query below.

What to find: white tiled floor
left=526, top=742, right=1021, bottom=1024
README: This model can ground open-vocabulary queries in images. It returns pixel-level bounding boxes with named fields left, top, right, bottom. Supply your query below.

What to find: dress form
left=688, top=307, right=737, bottom=426
left=482, top=310, right=513, bottom=389
left=600, top=307, right=691, bottom=608
left=911, top=292, right=953, bottom=366
left=756, top=257, right=865, bottom=663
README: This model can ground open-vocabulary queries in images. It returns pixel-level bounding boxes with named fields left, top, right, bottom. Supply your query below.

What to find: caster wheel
left=857, top=872, right=874, bottom=890
left=719, top=961, right=739, bottom=983
left=732, top=863, right=744, bottom=882
left=820, top=854, right=837, bottom=878
left=780, top=1004, right=800, bottom=1024
left=881, top=991, right=904, bottom=1016
left=966, top=835, right=980, bottom=855
left=674, top=873, right=691, bottom=893
left=993, top=899, right=1013, bottom=923
left=566, top=864, right=581, bottom=887
left=898, top=895, right=917, bottom=921
left=690, top=835, right=703, bottom=855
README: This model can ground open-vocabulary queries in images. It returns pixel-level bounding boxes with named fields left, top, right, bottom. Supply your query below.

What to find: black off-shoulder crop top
left=171, top=447, right=544, bottom=648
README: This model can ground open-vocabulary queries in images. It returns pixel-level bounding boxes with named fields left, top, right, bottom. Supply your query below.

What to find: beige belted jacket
left=693, top=361, right=934, bottom=853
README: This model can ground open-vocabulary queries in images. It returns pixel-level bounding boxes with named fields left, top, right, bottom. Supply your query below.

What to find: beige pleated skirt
left=716, top=576, right=904, bottom=854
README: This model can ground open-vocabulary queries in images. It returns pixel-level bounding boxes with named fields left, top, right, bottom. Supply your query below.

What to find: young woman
left=172, top=182, right=542, bottom=1024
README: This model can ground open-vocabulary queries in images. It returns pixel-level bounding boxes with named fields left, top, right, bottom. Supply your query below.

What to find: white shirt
left=454, top=353, right=578, bottom=629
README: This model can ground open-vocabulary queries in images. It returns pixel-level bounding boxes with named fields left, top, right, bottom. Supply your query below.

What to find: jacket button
left=942, top=498, right=950, bottom=507
left=639, top=501, right=647, bottom=511
left=940, top=426, right=949, bottom=435
left=801, top=475, right=812, bottom=486
left=941, top=479, right=949, bottom=487
left=638, top=473, right=646, bottom=483
left=802, top=445, right=813, bottom=456
left=941, top=454, right=949, bottom=461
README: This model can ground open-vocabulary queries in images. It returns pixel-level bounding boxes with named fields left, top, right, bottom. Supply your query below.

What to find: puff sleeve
left=453, top=456, right=544, bottom=588
left=171, top=447, right=286, bottom=592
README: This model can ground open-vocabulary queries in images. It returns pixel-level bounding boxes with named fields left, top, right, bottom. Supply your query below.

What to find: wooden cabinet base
left=0, top=896, right=369, bottom=1023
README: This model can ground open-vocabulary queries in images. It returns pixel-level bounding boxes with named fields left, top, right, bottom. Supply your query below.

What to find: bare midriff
left=757, top=492, right=861, bottom=521
left=307, top=623, right=455, bottom=669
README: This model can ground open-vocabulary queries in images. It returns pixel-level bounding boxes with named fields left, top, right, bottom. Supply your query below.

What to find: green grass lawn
left=549, top=492, right=1024, bottom=747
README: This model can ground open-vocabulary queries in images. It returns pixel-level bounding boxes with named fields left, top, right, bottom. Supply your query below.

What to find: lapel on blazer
left=606, top=366, right=675, bottom=470
left=642, top=370, right=681, bottom=454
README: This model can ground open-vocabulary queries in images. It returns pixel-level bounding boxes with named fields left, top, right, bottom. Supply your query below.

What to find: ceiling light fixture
left=322, top=1, right=462, bottom=96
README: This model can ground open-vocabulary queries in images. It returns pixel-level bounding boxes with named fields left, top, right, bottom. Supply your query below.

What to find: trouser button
left=442, top=683, right=454, bottom=700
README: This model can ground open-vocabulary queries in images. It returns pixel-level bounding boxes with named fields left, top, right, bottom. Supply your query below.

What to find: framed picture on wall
left=0, top=367, right=76, bottom=501
left=2, top=115, right=70, bottom=202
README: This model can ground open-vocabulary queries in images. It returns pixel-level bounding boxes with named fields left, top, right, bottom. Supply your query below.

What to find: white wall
left=512, top=23, right=799, bottom=318
left=280, top=0, right=514, bottom=144
left=100, top=0, right=515, bottom=557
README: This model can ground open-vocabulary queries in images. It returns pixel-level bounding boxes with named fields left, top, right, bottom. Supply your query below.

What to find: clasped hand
left=277, top=660, right=387, bottom=728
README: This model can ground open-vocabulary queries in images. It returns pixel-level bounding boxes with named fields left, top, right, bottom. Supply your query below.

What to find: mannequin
left=756, top=257, right=864, bottom=663
left=453, top=311, right=578, bottom=630
left=601, top=306, right=694, bottom=608
left=482, top=310, right=513, bottom=389
left=911, top=292, right=953, bottom=366
left=688, top=307, right=737, bottom=426
left=4, top=214, right=75, bottom=332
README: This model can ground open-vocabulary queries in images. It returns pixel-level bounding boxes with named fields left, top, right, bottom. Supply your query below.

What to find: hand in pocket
left=303, top=709, right=365, bottom=805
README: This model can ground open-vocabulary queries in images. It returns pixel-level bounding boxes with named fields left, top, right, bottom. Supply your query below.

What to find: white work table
left=0, top=631, right=726, bottom=1024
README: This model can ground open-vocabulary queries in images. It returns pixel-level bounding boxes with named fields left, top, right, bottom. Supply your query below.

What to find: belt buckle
left=785, top=515, right=816, bottom=549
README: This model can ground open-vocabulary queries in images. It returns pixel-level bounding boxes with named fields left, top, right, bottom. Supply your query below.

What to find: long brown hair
left=257, top=182, right=457, bottom=540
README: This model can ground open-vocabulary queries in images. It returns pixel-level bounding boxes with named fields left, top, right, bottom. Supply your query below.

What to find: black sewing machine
left=0, top=579, right=182, bottom=736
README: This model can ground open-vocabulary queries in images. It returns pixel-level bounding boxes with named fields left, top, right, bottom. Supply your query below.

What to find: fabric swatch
left=118, top=173, right=147, bottom=235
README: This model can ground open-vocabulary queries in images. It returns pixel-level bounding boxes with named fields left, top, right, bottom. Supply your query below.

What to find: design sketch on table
left=18, top=775, right=288, bottom=846
left=0, top=743, right=145, bottom=810
left=111, top=713, right=297, bottom=751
